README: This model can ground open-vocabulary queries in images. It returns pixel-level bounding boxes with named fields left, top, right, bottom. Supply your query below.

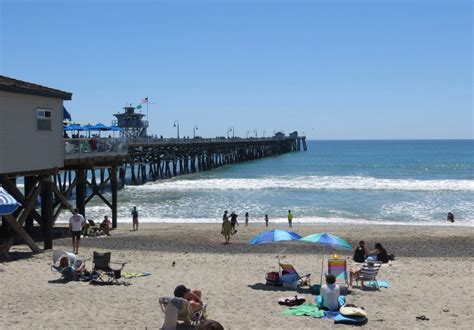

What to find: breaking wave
left=128, top=175, right=474, bottom=192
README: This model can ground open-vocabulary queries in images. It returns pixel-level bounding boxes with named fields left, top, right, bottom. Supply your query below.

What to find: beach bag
left=281, top=273, right=299, bottom=289
left=266, top=272, right=281, bottom=286
left=281, top=273, right=298, bottom=284
left=266, top=272, right=280, bottom=282
left=310, top=284, right=321, bottom=295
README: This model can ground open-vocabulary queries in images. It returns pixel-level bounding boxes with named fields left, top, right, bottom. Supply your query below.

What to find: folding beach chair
left=91, top=251, right=127, bottom=285
left=51, top=250, right=83, bottom=281
left=159, top=296, right=207, bottom=329
left=279, top=263, right=311, bottom=286
left=353, top=260, right=382, bottom=289
left=328, top=258, right=348, bottom=286
left=85, top=220, right=103, bottom=236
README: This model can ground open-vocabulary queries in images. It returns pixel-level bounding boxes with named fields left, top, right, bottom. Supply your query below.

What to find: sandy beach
left=1, top=222, right=473, bottom=329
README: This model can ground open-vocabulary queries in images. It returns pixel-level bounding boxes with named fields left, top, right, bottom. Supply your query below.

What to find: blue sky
left=1, top=0, right=472, bottom=139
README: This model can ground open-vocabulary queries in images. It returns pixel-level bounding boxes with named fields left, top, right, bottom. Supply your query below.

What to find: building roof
left=0, top=75, right=72, bottom=100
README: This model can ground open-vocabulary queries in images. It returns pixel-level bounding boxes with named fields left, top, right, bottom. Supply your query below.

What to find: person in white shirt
left=69, top=208, right=85, bottom=254
left=317, top=273, right=345, bottom=311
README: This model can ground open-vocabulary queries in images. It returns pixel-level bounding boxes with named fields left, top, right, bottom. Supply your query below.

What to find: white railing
left=64, top=138, right=128, bottom=158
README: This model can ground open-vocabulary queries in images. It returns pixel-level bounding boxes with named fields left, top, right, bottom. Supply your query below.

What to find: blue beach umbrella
left=92, top=123, right=111, bottom=131
left=0, top=187, right=20, bottom=216
left=64, top=124, right=84, bottom=131
left=250, top=229, right=302, bottom=244
left=300, top=232, right=352, bottom=284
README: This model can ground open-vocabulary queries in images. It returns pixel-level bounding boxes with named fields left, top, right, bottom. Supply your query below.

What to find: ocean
left=58, top=140, right=474, bottom=226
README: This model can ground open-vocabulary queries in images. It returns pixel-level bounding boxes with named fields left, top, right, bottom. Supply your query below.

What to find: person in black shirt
left=230, top=212, right=239, bottom=234
left=369, top=243, right=389, bottom=263
left=447, top=212, right=454, bottom=223
left=353, top=240, right=367, bottom=263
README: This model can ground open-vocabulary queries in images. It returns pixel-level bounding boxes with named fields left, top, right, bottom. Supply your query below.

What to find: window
left=37, top=108, right=52, bottom=130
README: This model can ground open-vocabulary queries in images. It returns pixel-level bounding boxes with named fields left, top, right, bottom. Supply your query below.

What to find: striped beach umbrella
left=300, top=232, right=352, bottom=250
left=0, top=187, right=20, bottom=216
left=300, top=232, right=352, bottom=284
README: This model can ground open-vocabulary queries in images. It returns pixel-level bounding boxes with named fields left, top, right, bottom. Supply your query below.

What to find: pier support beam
left=24, top=175, right=37, bottom=233
left=40, top=176, right=53, bottom=250
left=111, top=165, right=118, bottom=229
left=76, top=169, right=86, bottom=217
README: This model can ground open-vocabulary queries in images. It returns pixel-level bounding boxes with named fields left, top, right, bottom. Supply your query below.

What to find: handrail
left=64, top=137, right=128, bottom=157
left=64, top=135, right=306, bottom=157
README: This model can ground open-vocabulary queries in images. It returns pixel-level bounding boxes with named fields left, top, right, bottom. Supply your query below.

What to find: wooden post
left=111, top=165, right=118, bottom=229
left=40, top=176, right=53, bottom=250
left=24, top=175, right=36, bottom=233
left=76, top=169, right=86, bottom=218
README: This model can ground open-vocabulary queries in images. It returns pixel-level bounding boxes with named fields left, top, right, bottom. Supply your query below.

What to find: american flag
left=140, top=97, right=149, bottom=104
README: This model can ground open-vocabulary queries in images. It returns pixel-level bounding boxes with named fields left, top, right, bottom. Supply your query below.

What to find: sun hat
left=366, top=256, right=376, bottom=262
left=174, top=285, right=190, bottom=298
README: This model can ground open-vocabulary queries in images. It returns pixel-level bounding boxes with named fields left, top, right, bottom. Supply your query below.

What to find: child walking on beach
left=287, top=210, right=293, bottom=228
left=265, top=214, right=269, bottom=227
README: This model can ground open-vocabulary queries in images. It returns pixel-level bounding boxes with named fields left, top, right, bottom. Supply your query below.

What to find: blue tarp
left=63, top=106, right=72, bottom=121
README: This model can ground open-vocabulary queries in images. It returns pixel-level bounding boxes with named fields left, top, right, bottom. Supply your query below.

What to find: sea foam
left=127, top=175, right=474, bottom=192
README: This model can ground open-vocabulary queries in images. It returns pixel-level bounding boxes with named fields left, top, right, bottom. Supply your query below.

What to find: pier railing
left=127, top=136, right=304, bottom=145
left=64, top=138, right=128, bottom=159
left=64, top=135, right=306, bottom=159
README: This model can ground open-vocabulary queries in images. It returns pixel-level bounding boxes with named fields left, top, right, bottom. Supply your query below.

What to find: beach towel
left=333, top=313, right=368, bottom=325
left=283, top=303, right=325, bottom=318
left=366, top=280, right=390, bottom=288
left=122, top=271, right=151, bottom=279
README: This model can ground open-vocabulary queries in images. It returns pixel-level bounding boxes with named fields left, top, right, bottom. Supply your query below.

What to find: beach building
left=274, top=132, right=285, bottom=140
left=0, top=75, right=72, bottom=255
left=0, top=75, right=72, bottom=174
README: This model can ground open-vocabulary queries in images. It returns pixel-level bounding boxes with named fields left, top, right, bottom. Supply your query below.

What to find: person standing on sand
left=131, top=206, right=139, bottom=231
left=222, top=216, right=232, bottom=244
left=265, top=214, right=269, bottom=227
left=222, top=210, right=228, bottom=221
left=69, top=208, right=85, bottom=254
left=245, top=212, right=249, bottom=226
left=447, top=212, right=454, bottom=223
left=230, top=212, right=239, bottom=234
left=287, top=210, right=293, bottom=228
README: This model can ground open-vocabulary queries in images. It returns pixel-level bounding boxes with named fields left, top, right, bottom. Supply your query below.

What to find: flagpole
left=146, top=97, right=149, bottom=134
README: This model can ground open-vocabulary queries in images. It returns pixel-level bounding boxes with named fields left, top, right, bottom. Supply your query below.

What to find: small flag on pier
left=140, top=97, right=149, bottom=104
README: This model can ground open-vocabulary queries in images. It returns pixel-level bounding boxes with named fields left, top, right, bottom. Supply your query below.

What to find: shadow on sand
left=247, top=283, right=312, bottom=294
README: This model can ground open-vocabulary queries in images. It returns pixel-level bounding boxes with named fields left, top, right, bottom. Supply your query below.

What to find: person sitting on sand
left=173, top=285, right=204, bottom=313
left=353, top=240, right=367, bottom=263
left=316, top=274, right=345, bottom=311
left=100, top=215, right=112, bottom=236
left=58, top=255, right=87, bottom=280
left=368, top=242, right=389, bottom=263
left=221, top=216, right=231, bottom=244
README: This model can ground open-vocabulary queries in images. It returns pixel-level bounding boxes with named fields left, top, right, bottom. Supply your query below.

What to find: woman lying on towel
left=174, top=285, right=203, bottom=312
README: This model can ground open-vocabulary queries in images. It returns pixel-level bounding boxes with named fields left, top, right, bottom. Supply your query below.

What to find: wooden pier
left=0, top=74, right=310, bottom=258
left=0, top=135, right=306, bottom=258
